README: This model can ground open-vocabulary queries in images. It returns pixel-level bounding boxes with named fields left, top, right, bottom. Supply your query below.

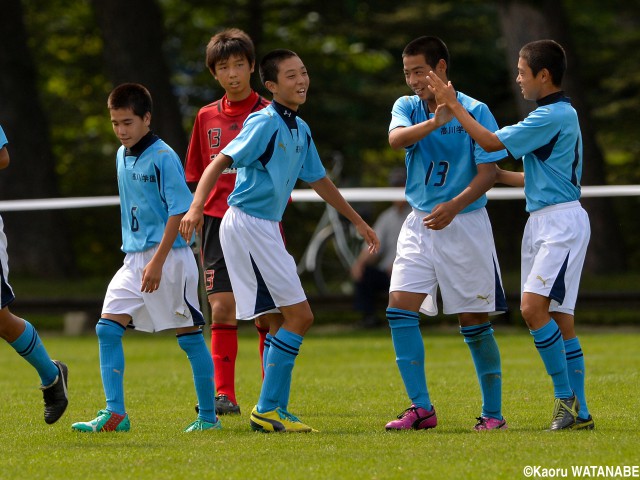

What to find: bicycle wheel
left=313, top=229, right=360, bottom=296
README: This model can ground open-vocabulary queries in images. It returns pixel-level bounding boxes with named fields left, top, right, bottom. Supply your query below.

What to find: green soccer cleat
left=250, top=406, right=316, bottom=433
left=71, top=409, right=130, bottom=433
left=184, top=418, right=222, bottom=432
left=548, top=395, right=579, bottom=431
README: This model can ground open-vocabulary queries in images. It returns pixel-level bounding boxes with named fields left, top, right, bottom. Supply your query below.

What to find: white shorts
left=102, top=246, right=204, bottom=332
left=389, top=207, right=507, bottom=316
left=220, top=206, right=306, bottom=320
left=522, top=201, right=590, bottom=314
left=0, top=216, right=16, bottom=308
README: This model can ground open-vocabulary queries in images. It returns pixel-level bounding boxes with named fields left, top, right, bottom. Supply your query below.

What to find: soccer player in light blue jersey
left=427, top=39, right=593, bottom=431
left=180, top=49, right=379, bottom=433
left=384, top=36, right=509, bottom=432
left=0, top=125, right=69, bottom=425
left=71, top=83, right=219, bottom=433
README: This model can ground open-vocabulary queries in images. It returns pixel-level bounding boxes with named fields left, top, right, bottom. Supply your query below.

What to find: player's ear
left=264, top=80, right=277, bottom=95
left=143, top=112, right=151, bottom=127
left=436, top=58, right=448, bottom=76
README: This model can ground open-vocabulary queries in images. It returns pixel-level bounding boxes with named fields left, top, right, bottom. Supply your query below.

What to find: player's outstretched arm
left=309, top=176, right=380, bottom=254
left=426, top=72, right=505, bottom=153
left=179, top=153, right=233, bottom=241
left=496, top=166, right=525, bottom=187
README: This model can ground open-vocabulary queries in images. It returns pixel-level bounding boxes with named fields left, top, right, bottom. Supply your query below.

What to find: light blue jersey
left=0, top=125, right=7, bottom=148
left=390, top=92, right=506, bottom=214
left=116, top=133, right=193, bottom=253
left=495, top=92, right=582, bottom=213
left=223, top=102, right=326, bottom=221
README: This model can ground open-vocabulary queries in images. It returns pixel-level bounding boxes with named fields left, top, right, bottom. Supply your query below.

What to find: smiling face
left=266, top=56, right=309, bottom=111
left=403, top=54, right=446, bottom=105
left=213, top=53, right=254, bottom=101
left=110, top=107, right=150, bottom=148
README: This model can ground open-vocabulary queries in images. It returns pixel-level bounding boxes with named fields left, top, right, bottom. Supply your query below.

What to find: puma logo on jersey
left=476, top=294, right=490, bottom=304
left=278, top=142, right=286, bottom=152
left=536, top=275, right=548, bottom=287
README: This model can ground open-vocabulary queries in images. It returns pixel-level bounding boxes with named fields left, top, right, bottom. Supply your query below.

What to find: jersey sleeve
left=389, top=96, right=414, bottom=133
left=156, top=149, right=193, bottom=216
left=222, top=112, right=274, bottom=169
left=496, top=107, right=556, bottom=160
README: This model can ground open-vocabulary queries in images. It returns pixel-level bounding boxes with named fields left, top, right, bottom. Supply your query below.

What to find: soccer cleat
left=71, top=409, right=130, bottom=432
left=183, top=418, right=222, bottom=432
left=215, top=394, right=241, bottom=415
left=385, top=405, right=437, bottom=431
left=250, top=406, right=315, bottom=433
left=549, top=395, right=579, bottom=431
left=41, top=360, right=69, bottom=424
left=573, top=415, right=595, bottom=430
left=474, top=416, right=508, bottom=431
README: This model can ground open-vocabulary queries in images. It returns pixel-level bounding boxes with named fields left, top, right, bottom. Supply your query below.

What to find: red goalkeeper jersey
left=185, top=91, right=270, bottom=218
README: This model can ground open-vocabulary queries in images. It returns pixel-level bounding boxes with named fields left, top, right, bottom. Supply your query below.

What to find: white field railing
left=2, top=185, right=640, bottom=212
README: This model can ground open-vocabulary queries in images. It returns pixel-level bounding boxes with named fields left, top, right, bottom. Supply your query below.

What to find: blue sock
left=257, top=328, right=302, bottom=414
left=96, top=319, right=126, bottom=415
left=387, top=308, right=431, bottom=410
left=530, top=319, right=572, bottom=399
left=10, top=319, right=58, bottom=386
left=178, top=330, right=216, bottom=424
left=461, top=322, right=502, bottom=419
left=565, top=337, right=590, bottom=419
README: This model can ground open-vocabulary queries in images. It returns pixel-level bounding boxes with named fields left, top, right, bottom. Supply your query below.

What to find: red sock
left=256, top=325, right=269, bottom=378
left=210, top=323, right=238, bottom=404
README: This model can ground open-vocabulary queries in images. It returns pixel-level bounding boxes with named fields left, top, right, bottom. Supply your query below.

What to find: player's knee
left=520, top=303, right=548, bottom=330
left=210, top=302, right=236, bottom=324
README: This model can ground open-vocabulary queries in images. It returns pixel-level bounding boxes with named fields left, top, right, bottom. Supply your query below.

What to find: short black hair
left=519, top=40, right=567, bottom=86
left=206, top=28, right=255, bottom=75
left=107, top=83, right=152, bottom=118
left=403, top=36, right=450, bottom=72
left=259, top=49, right=299, bottom=86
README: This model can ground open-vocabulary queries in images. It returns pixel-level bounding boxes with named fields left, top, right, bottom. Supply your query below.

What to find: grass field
left=2, top=326, right=639, bottom=479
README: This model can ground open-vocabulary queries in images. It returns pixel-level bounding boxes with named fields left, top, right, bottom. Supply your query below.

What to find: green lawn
left=1, top=327, right=639, bottom=479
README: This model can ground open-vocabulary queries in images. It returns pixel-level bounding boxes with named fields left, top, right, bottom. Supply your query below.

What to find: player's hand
left=141, top=259, right=162, bottom=293
left=355, top=222, right=380, bottom=254
left=423, top=201, right=460, bottom=230
left=425, top=71, right=456, bottom=107
left=433, top=104, right=453, bottom=126
left=179, top=207, right=204, bottom=241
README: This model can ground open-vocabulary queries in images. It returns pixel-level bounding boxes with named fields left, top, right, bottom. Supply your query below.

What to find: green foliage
left=1, top=330, right=638, bottom=479
left=15, top=0, right=640, bottom=276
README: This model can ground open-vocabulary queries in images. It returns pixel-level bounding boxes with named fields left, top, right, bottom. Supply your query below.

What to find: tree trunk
left=497, top=0, right=626, bottom=273
left=0, top=0, right=75, bottom=276
left=91, top=0, right=188, bottom=160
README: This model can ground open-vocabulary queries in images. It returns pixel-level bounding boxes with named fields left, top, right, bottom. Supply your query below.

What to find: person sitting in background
left=351, top=168, right=410, bottom=328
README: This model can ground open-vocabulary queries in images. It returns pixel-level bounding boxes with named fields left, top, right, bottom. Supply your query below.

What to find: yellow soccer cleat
left=250, top=406, right=316, bottom=433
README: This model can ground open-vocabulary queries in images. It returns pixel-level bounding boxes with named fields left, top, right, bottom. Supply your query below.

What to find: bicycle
left=296, top=153, right=364, bottom=296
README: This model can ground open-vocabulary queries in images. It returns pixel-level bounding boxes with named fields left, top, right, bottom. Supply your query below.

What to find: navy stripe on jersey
left=571, top=139, right=580, bottom=186
left=549, top=252, right=570, bottom=304
left=257, top=132, right=277, bottom=168
left=250, top=254, right=276, bottom=315
left=533, top=130, right=560, bottom=162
